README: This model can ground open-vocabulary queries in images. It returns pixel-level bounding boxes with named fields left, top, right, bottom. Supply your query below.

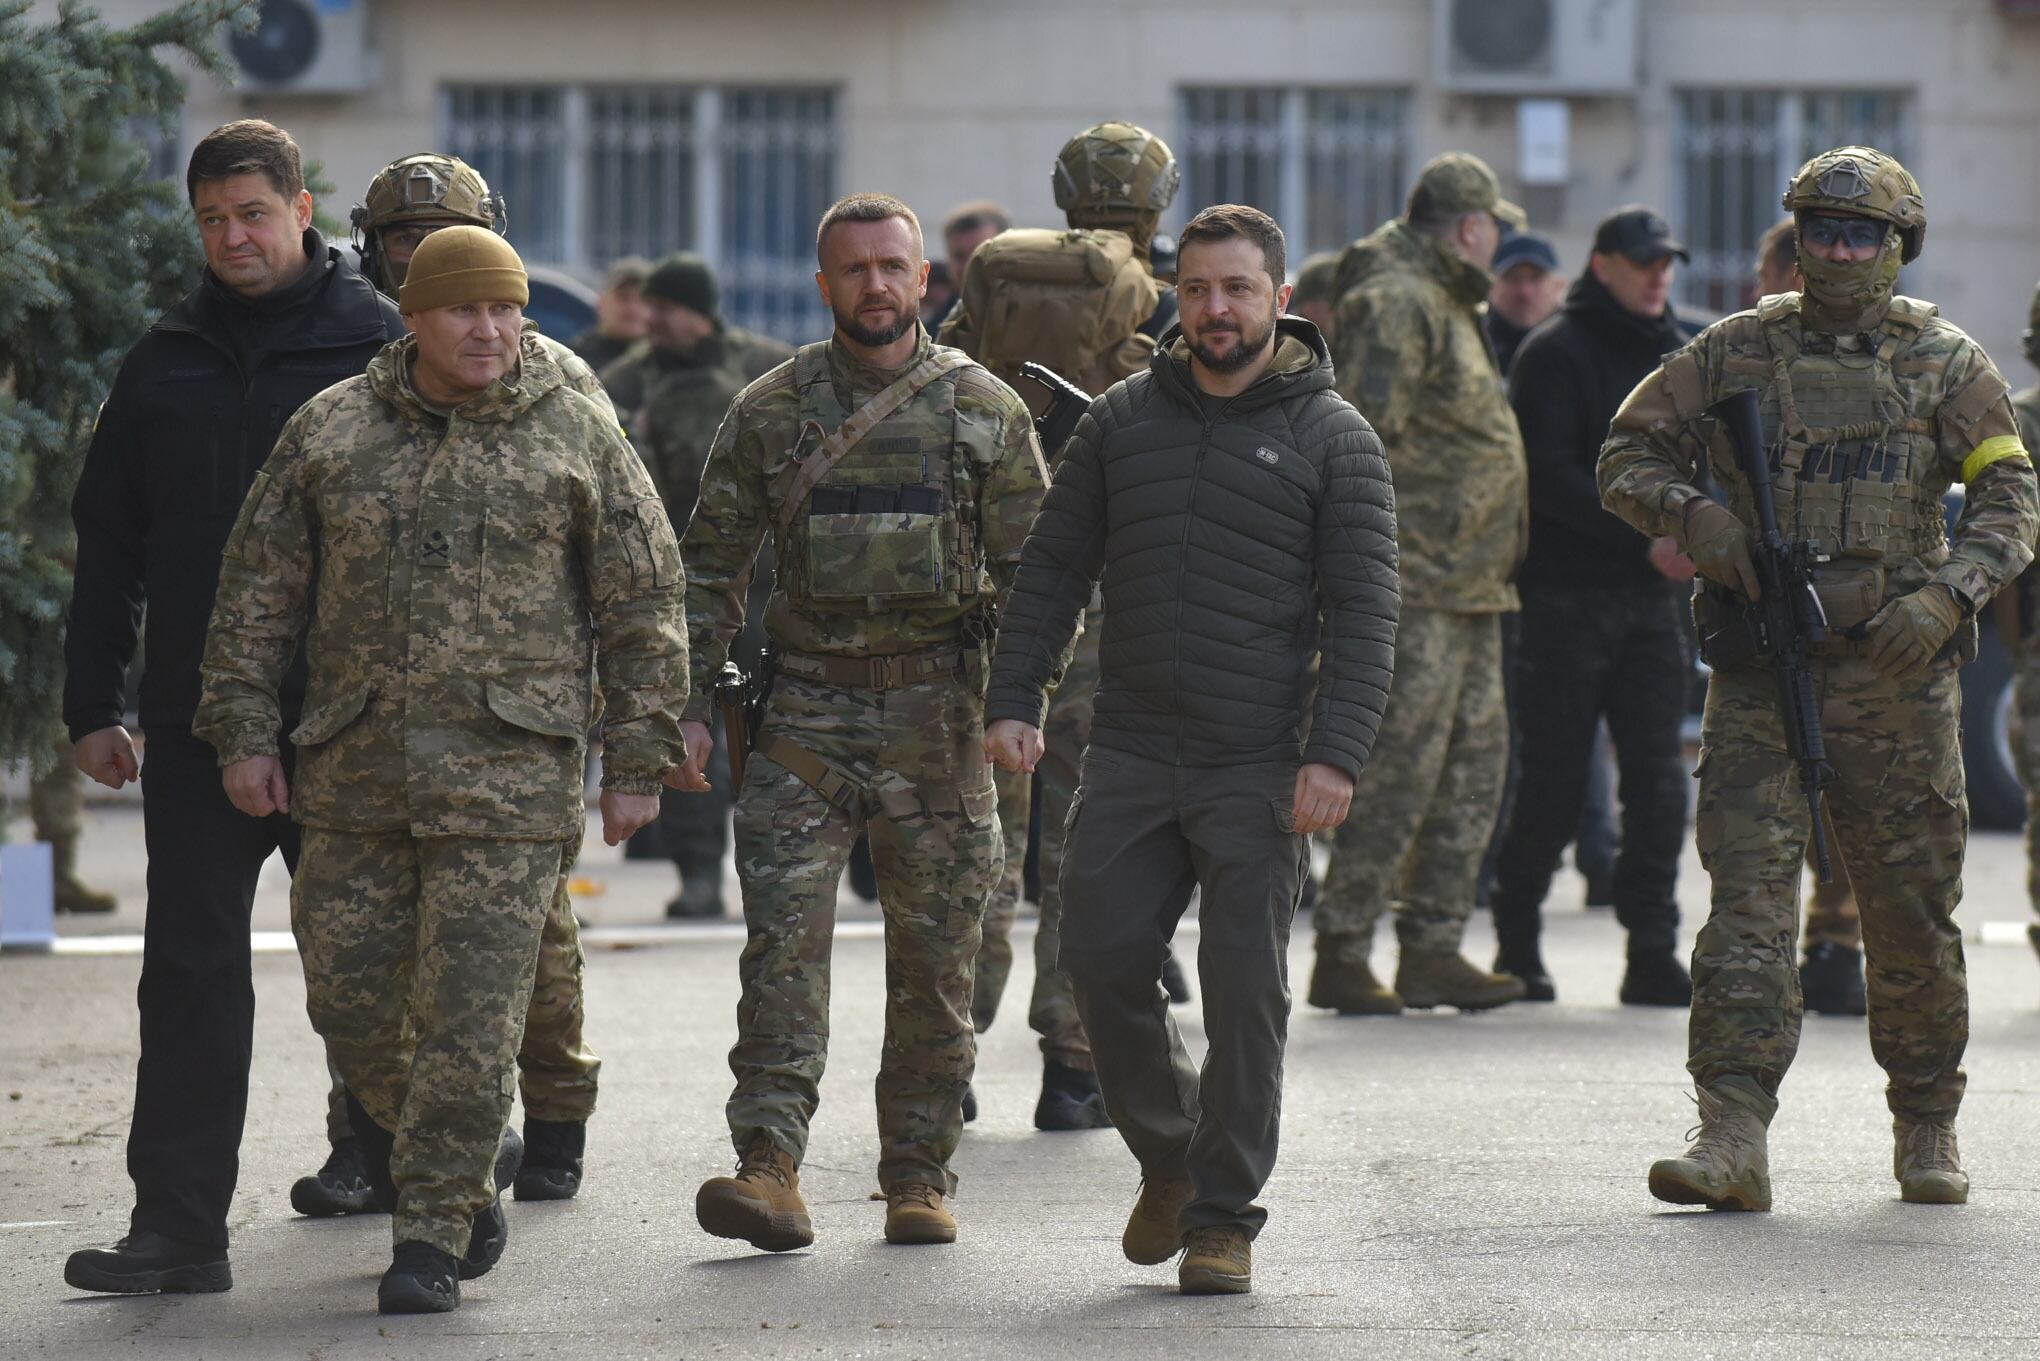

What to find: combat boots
left=1801, top=943, right=1868, bottom=1016
left=1122, top=1176, right=1195, bottom=1265
left=1307, top=933, right=1403, bottom=1014
left=1178, top=1224, right=1252, bottom=1295
left=289, top=1136, right=379, bottom=1217
left=378, top=1241, right=460, bottom=1314
left=50, top=838, right=115, bottom=914
left=1894, top=1119, right=1968, bottom=1204
left=696, top=1139, right=813, bottom=1252
left=514, top=1118, right=585, bottom=1201
left=1034, top=1060, right=1112, bottom=1131
left=883, top=1185, right=957, bottom=1245
left=1648, top=1082, right=1773, bottom=1211
left=1395, top=948, right=1527, bottom=1011
left=1619, top=947, right=1693, bottom=1008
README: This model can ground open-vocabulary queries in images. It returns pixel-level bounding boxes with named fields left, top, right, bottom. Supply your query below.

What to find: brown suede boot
left=1307, top=933, right=1403, bottom=1014
left=883, top=1185, right=956, bottom=1245
left=1395, top=948, right=1527, bottom=1011
left=1122, top=1176, right=1195, bottom=1265
left=695, top=1140, right=813, bottom=1252
left=1648, top=1084, right=1773, bottom=1212
left=1894, top=1119, right=1968, bottom=1205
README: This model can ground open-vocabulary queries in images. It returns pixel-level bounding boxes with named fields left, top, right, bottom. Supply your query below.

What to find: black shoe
left=1033, top=1061, right=1112, bottom=1131
left=1801, top=942, right=1869, bottom=1017
left=379, top=1241, right=460, bottom=1314
left=64, top=1229, right=231, bottom=1295
left=1619, top=948, right=1693, bottom=1007
left=343, top=1089, right=400, bottom=1213
left=459, top=1126, right=521, bottom=1277
left=664, top=877, right=725, bottom=920
left=961, top=1084, right=978, bottom=1124
left=1161, top=954, right=1192, bottom=1004
left=847, top=837, right=879, bottom=902
left=290, top=1137, right=380, bottom=1218
left=515, top=1119, right=585, bottom=1201
left=1494, top=952, right=1557, bottom=1003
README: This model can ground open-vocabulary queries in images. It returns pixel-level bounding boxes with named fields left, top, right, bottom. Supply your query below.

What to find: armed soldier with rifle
left=1599, top=146, right=2038, bottom=1213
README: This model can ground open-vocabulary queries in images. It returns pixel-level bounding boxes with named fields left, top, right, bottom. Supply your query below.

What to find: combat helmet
left=352, top=153, right=507, bottom=291
left=1053, top=122, right=1180, bottom=251
left=1781, top=145, right=1925, bottom=263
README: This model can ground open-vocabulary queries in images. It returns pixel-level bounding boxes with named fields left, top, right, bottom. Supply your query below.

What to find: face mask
left=1796, top=230, right=1902, bottom=330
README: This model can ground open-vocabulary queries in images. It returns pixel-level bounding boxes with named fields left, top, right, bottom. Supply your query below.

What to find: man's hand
left=1681, top=500, right=1760, bottom=600
left=1647, top=535, right=1697, bottom=583
left=669, top=719, right=714, bottom=792
left=1292, top=762, right=1354, bottom=835
left=223, top=755, right=289, bottom=818
left=1867, top=585, right=1965, bottom=680
left=74, top=725, right=140, bottom=790
left=984, top=719, right=1043, bottom=774
left=600, top=790, right=661, bottom=846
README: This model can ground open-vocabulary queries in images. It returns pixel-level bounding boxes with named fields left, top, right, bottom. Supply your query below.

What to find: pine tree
left=0, top=0, right=252, bottom=767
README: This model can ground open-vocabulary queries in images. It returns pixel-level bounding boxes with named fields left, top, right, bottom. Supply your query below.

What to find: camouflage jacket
left=1599, top=295, right=2037, bottom=617
left=2017, top=382, right=2040, bottom=458
left=193, top=330, right=689, bottom=838
left=529, top=320, right=619, bottom=427
left=1331, top=221, right=1526, bottom=613
left=678, top=325, right=1048, bottom=723
left=615, top=336, right=747, bottom=527
left=601, top=326, right=794, bottom=417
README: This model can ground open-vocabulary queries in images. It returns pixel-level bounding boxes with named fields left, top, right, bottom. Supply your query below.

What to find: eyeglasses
left=1800, top=215, right=1888, bottom=251
left=382, top=223, right=447, bottom=252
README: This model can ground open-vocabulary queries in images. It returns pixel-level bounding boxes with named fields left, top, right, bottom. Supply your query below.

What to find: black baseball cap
left=1491, top=231, right=1560, bottom=276
left=1592, top=206, right=1690, bottom=264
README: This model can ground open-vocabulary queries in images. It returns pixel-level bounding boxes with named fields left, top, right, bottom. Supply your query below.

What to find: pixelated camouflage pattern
left=193, top=329, right=689, bottom=837
left=1688, top=654, right=1967, bottom=1124
left=530, top=322, right=620, bottom=428
left=678, top=326, right=1047, bottom=723
left=1315, top=608, right=1505, bottom=953
left=1598, top=296, right=2038, bottom=616
left=1330, top=221, right=1526, bottom=613
left=294, top=827, right=566, bottom=1258
left=724, top=674, right=999, bottom=1193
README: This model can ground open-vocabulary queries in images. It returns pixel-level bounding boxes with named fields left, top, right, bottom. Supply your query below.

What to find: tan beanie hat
left=397, top=225, right=530, bottom=312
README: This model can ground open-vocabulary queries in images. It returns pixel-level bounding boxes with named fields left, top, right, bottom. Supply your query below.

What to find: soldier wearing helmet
left=1600, top=146, right=2038, bottom=1214
left=935, top=123, right=1182, bottom=1134
left=2007, top=281, right=2040, bottom=982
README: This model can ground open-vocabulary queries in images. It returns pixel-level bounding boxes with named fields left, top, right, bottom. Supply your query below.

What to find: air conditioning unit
left=1435, top=0, right=1640, bottom=96
left=228, top=0, right=376, bottom=95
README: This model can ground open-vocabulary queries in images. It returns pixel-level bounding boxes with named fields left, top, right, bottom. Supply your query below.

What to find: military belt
left=776, top=646, right=962, bottom=691
left=757, top=734, right=862, bottom=814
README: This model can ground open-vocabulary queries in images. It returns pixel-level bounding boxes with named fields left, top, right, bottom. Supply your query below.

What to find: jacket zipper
left=1171, top=412, right=1218, bottom=753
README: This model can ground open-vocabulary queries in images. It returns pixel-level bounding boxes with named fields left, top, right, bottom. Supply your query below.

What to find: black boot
left=515, top=1119, right=585, bottom=1201
left=343, top=1089, right=399, bottom=1212
left=664, top=870, right=725, bottom=920
left=847, top=836, right=879, bottom=902
left=461, top=1126, right=523, bottom=1278
left=961, top=1084, right=978, bottom=1124
left=1493, top=947, right=1557, bottom=1003
left=378, top=1241, right=460, bottom=1314
left=1033, top=1060, right=1112, bottom=1131
left=64, top=1229, right=231, bottom=1295
left=1619, top=947, right=1693, bottom=1007
left=1801, top=942, right=1868, bottom=1016
left=290, top=1136, right=380, bottom=1217
left=1161, top=952, right=1192, bottom=1004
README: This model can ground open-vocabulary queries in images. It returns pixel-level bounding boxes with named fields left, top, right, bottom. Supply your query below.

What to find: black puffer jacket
left=987, top=317, right=1399, bottom=781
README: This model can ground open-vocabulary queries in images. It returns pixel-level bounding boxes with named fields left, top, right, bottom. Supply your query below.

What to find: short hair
left=186, top=119, right=305, bottom=205
left=1176, top=203, right=1287, bottom=288
left=942, top=200, right=1012, bottom=242
left=816, top=192, right=923, bottom=266
left=1755, top=217, right=1798, bottom=279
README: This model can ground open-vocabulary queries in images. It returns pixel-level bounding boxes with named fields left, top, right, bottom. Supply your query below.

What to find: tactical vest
left=778, top=341, right=988, bottom=612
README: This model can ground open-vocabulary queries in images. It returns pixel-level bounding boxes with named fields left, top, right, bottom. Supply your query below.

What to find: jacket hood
left=368, top=325, right=569, bottom=424
left=1335, top=220, right=1492, bottom=311
left=1152, top=315, right=1332, bottom=413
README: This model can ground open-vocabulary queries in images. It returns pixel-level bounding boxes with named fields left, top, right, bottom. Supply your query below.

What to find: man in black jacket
left=1489, top=205, right=1703, bottom=1006
left=62, top=120, right=404, bottom=1295
left=985, top=205, right=1398, bottom=1296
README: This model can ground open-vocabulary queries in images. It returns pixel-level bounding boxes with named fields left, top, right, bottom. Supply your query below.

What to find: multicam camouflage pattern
left=725, top=674, right=1000, bottom=1193
left=1028, top=619, right=1098, bottom=1067
left=294, top=827, right=566, bottom=1258
left=2008, top=383, right=2040, bottom=915
left=971, top=763, right=1030, bottom=1033
left=1315, top=608, right=1505, bottom=953
left=193, top=328, right=690, bottom=837
left=1688, top=656, right=1967, bottom=1123
left=1330, top=221, right=1526, bottom=613
left=609, top=340, right=746, bottom=523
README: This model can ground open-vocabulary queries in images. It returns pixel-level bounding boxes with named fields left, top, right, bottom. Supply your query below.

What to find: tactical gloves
left=1680, top=499, right=1761, bottom=599
left=1867, top=584, right=1965, bottom=679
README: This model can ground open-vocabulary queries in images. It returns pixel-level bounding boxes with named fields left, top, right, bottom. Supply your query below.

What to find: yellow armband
left=1962, top=435, right=2030, bottom=485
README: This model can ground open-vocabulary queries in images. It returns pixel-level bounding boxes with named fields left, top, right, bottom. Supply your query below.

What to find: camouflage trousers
left=726, top=672, right=999, bottom=1194
left=0, top=722, right=83, bottom=866
left=1691, top=653, right=1967, bottom=1123
left=293, top=827, right=566, bottom=1257
left=971, top=616, right=1096, bottom=1069
left=972, top=764, right=1031, bottom=1032
left=2015, top=627, right=2040, bottom=915
left=1317, top=608, right=1506, bottom=953
left=318, top=848, right=599, bottom=1141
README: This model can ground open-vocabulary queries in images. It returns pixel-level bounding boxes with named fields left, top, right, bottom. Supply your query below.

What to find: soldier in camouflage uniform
left=1308, top=153, right=1531, bottom=1016
left=937, top=121, right=1179, bottom=1131
left=1599, top=148, right=2038, bottom=1212
left=2009, top=283, right=2040, bottom=976
left=193, top=227, right=688, bottom=1311
left=677, top=194, right=1047, bottom=1251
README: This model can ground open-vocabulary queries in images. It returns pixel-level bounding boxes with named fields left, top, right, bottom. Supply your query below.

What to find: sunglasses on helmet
left=1800, top=215, right=1888, bottom=251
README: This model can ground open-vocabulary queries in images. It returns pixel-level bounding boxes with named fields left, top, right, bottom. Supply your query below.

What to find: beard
left=835, top=294, right=919, bottom=349
left=1185, top=303, right=1278, bottom=374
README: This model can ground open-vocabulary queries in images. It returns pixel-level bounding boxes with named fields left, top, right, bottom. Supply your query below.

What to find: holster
left=1693, top=584, right=1764, bottom=669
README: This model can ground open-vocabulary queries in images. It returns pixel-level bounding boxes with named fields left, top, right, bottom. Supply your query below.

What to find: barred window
left=443, top=83, right=836, bottom=342
left=1178, top=87, right=1410, bottom=264
left=1674, top=90, right=1912, bottom=315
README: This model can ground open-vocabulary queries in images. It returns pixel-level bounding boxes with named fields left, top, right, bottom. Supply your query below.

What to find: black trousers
left=1493, top=582, right=1690, bottom=958
left=1057, top=748, right=1306, bottom=1240
left=130, top=727, right=297, bottom=1250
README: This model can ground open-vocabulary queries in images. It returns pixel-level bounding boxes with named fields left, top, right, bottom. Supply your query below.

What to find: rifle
left=1018, top=361, right=1094, bottom=463
left=712, top=648, right=775, bottom=791
left=1714, top=388, right=1838, bottom=882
